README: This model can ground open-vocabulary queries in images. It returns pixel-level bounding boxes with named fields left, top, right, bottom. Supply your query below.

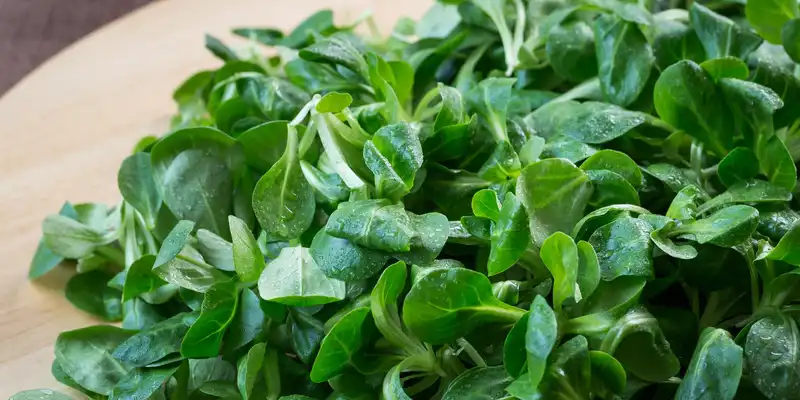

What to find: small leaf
left=258, top=246, right=346, bottom=306
left=676, top=328, right=743, bottom=400
left=526, top=295, right=558, bottom=390
left=589, top=216, right=654, bottom=281
left=488, top=193, right=531, bottom=276
left=540, top=232, right=579, bottom=312
left=594, top=15, right=654, bottom=106
left=229, top=215, right=265, bottom=283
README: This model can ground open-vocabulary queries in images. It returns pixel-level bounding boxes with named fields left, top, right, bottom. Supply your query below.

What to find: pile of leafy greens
left=14, top=0, right=800, bottom=398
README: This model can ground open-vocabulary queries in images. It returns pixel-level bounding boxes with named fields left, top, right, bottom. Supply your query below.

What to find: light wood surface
left=0, top=0, right=428, bottom=396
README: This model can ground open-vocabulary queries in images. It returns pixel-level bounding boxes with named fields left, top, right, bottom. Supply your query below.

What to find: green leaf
left=589, top=216, right=654, bottom=281
left=118, top=152, right=162, bottom=228
left=745, top=313, right=800, bottom=399
left=222, top=288, right=265, bottom=353
left=676, top=328, right=743, bottom=400
left=155, top=220, right=194, bottom=267
left=56, top=325, right=135, bottom=395
left=325, top=200, right=449, bottom=263
left=123, top=255, right=166, bottom=302
left=288, top=308, right=325, bottom=364
left=299, top=33, right=368, bottom=77
left=748, top=43, right=800, bottom=130
left=252, top=125, right=315, bottom=240
left=300, top=160, right=349, bottom=206
left=286, top=59, right=363, bottom=95
left=196, top=229, right=235, bottom=272
left=547, top=21, right=597, bottom=83
left=581, top=149, right=643, bottom=189
left=122, top=298, right=164, bottom=330
left=535, top=335, right=592, bottom=399
left=10, top=391, right=73, bottom=400
left=577, top=241, right=601, bottom=300
left=258, top=246, right=346, bottom=306
left=29, top=203, right=77, bottom=279
left=471, top=189, right=501, bottom=221
left=237, top=121, right=289, bottom=172
left=66, top=270, right=122, bottom=321
left=700, top=57, right=750, bottom=81
left=441, top=366, right=513, bottom=400
left=590, top=351, right=627, bottom=398
left=670, top=205, right=760, bottom=247
left=666, top=185, right=705, bottom=220
left=181, top=280, right=239, bottom=358
left=478, top=141, right=522, bottom=182
left=465, top=77, right=516, bottom=143
left=371, top=261, right=424, bottom=353
left=540, top=232, right=579, bottom=312
left=690, top=3, right=763, bottom=59
left=530, top=100, right=648, bottom=144
left=651, top=222, right=700, bottom=260
left=205, top=34, right=238, bottom=61
left=745, top=0, right=799, bottom=44
left=403, top=267, right=525, bottom=344
left=585, top=169, right=641, bottom=208
left=654, top=60, right=733, bottom=156
left=767, top=222, right=800, bottom=265
left=152, top=246, right=229, bottom=293
left=229, top=215, right=265, bottom=283
left=697, top=180, right=792, bottom=214
left=783, top=19, right=800, bottom=62
left=42, top=215, right=112, bottom=259
left=572, top=203, right=650, bottom=240
left=311, top=307, right=372, bottom=382
left=199, top=381, right=240, bottom=399
left=504, top=312, right=530, bottom=378
left=110, top=366, right=178, bottom=400
left=526, top=295, right=558, bottom=390
left=151, top=127, right=241, bottom=237
left=594, top=14, right=654, bottom=106
left=189, top=357, right=236, bottom=392
left=112, top=312, right=198, bottom=367
left=363, top=123, right=424, bottom=200
left=718, top=78, right=796, bottom=192
left=600, top=307, right=681, bottom=382
left=237, top=342, right=266, bottom=400
left=517, top=158, right=593, bottom=247
left=718, top=147, right=760, bottom=188
left=653, top=18, right=706, bottom=71
left=488, top=193, right=531, bottom=276
left=316, top=92, right=353, bottom=113
left=278, top=10, right=336, bottom=49
left=325, top=200, right=412, bottom=252
left=309, top=230, right=389, bottom=282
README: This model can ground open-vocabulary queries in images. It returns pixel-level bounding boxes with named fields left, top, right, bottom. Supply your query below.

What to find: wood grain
left=0, top=0, right=428, bottom=395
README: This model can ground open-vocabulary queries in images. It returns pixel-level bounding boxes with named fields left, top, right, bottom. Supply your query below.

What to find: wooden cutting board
left=0, top=0, right=428, bottom=395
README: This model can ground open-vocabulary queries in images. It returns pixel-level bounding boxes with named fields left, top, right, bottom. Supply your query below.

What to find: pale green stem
left=456, top=338, right=487, bottom=368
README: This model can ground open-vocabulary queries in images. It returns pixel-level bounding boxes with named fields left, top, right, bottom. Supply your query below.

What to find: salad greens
left=18, top=0, right=800, bottom=398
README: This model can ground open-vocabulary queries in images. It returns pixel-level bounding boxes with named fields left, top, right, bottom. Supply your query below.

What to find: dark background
left=0, top=0, right=154, bottom=95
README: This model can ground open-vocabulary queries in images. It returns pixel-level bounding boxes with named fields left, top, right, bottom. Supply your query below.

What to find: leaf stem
left=455, top=43, right=491, bottom=93
left=413, top=86, right=442, bottom=122
left=313, top=113, right=366, bottom=189
left=290, top=97, right=320, bottom=127
left=176, top=253, right=217, bottom=271
left=455, top=338, right=487, bottom=368
left=297, top=120, right=318, bottom=159
left=549, top=78, right=600, bottom=104
left=133, top=207, right=158, bottom=255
